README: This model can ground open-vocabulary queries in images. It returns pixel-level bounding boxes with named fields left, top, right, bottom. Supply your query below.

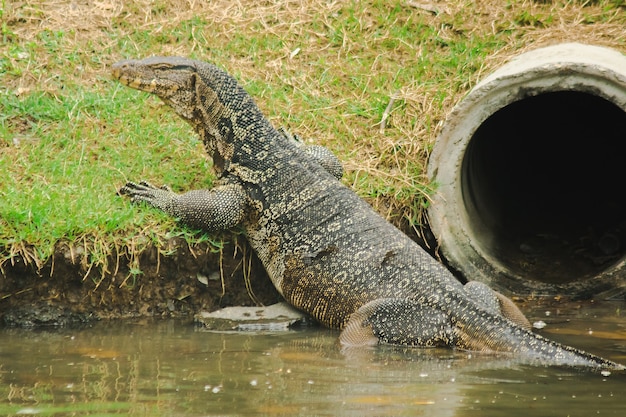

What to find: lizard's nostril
left=111, top=60, right=132, bottom=72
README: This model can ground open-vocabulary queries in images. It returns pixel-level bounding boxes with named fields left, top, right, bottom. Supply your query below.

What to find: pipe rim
left=427, top=43, right=626, bottom=297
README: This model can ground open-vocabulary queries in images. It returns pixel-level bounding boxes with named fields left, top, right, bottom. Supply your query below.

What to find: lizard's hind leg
left=339, top=298, right=457, bottom=348
left=464, top=281, right=531, bottom=330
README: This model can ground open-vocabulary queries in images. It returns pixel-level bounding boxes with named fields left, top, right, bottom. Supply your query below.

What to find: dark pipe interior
left=462, top=91, right=626, bottom=284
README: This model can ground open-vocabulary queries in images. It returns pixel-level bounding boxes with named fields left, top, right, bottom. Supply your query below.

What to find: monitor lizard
left=111, top=56, right=624, bottom=370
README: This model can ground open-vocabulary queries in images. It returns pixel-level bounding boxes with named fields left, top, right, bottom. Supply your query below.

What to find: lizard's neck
left=194, top=109, right=290, bottom=178
left=188, top=67, right=292, bottom=177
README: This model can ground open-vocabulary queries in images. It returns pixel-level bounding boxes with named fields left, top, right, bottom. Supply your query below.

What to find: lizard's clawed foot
left=118, top=181, right=174, bottom=208
left=119, top=181, right=171, bottom=194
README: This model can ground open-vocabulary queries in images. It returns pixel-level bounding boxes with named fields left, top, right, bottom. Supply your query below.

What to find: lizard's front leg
left=119, top=181, right=247, bottom=232
left=278, top=128, right=344, bottom=180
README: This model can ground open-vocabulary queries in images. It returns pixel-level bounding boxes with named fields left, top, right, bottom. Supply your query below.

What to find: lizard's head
left=112, top=56, right=276, bottom=169
left=112, top=56, right=202, bottom=122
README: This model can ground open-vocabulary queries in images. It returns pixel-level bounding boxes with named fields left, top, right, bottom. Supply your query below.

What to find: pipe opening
left=462, top=91, right=626, bottom=284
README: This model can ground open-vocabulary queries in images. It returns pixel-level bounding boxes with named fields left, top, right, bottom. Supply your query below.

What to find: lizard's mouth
left=111, top=61, right=158, bottom=93
left=111, top=66, right=122, bottom=81
left=110, top=61, right=131, bottom=84
left=112, top=70, right=158, bottom=94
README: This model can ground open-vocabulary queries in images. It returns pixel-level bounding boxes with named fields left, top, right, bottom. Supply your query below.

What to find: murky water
left=1, top=301, right=625, bottom=416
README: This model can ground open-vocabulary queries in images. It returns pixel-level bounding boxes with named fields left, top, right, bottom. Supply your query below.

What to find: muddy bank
left=0, top=236, right=282, bottom=327
left=0, top=213, right=435, bottom=327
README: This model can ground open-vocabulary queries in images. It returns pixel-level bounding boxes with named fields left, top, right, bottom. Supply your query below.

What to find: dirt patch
left=0, top=237, right=282, bottom=326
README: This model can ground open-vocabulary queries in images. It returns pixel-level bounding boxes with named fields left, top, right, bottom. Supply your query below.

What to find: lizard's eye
left=153, top=63, right=195, bottom=72
left=153, top=63, right=173, bottom=71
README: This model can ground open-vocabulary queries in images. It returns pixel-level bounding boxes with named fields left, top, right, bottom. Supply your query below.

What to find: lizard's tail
left=460, top=312, right=625, bottom=370
left=340, top=297, right=625, bottom=370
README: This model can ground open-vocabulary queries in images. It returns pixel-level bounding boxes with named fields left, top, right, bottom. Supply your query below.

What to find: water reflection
left=0, top=302, right=625, bottom=416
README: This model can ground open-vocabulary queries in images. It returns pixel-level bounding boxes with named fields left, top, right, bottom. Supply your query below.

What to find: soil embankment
left=0, top=237, right=282, bottom=327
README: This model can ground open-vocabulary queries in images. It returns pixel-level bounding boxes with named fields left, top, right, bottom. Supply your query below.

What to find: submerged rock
left=194, top=302, right=313, bottom=331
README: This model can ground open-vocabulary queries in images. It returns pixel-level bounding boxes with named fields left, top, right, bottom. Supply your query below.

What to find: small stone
left=194, top=302, right=311, bottom=331
left=196, top=273, right=209, bottom=286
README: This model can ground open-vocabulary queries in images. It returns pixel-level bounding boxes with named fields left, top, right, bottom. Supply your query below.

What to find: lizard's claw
left=118, top=181, right=175, bottom=210
left=136, top=180, right=172, bottom=192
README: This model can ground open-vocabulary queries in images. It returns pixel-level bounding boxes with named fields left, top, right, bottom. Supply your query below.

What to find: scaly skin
left=111, top=56, right=624, bottom=370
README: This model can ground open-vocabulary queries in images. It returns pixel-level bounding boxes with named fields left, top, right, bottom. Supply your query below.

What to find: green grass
left=1, top=0, right=625, bottom=276
left=0, top=82, right=218, bottom=267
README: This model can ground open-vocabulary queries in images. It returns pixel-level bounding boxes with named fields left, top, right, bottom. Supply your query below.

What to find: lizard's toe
left=138, top=180, right=158, bottom=188
left=118, top=181, right=156, bottom=196
left=134, top=180, right=171, bottom=191
left=118, top=182, right=138, bottom=196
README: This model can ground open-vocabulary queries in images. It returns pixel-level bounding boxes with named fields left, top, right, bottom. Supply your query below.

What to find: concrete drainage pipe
left=427, top=43, right=626, bottom=298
